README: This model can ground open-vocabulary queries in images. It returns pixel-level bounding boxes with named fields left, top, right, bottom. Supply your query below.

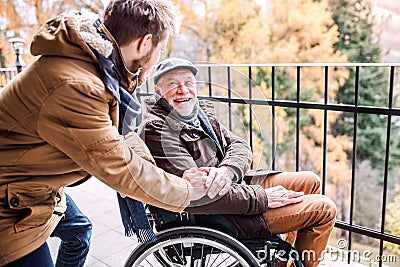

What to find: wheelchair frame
left=124, top=209, right=304, bottom=267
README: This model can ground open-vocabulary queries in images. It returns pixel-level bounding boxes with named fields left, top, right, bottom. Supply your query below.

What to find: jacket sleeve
left=37, top=82, right=192, bottom=212
left=185, top=183, right=268, bottom=215
left=138, top=119, right=198, bottom=177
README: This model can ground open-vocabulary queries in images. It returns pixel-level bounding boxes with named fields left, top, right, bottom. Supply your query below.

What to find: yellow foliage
left=385, top=188, right=400, bottom=253
left=1, top=0, right=103, bottom=67
left=265, top=0, right=345, bottom=62
left=252, top=133, right=268, bottom=169
left=262, top=0, right=350, bottom=97
left=274, top=108, right=290, bottom=144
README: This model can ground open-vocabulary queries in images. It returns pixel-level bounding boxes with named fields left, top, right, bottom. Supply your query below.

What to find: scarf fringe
left=138, top=229, right=157, bottom=244
left=124, top=226, right=156, bottom=244
left=125, top=228, right=135, bottom=237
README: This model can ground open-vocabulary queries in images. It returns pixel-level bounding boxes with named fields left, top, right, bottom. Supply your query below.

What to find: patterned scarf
left=154, top=94, right=223, bottom=154
left=154, top=93, right=201, bottom=128
left=89, top=19, right=156, bottom=244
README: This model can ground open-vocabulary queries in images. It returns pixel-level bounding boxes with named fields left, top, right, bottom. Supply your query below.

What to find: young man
left=138, top=57, right=338, bottom=267
left=0, top=1, right=208, bottom=266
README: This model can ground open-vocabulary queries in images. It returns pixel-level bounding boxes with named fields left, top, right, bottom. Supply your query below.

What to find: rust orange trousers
left=256, top=171, right=337, bottom=267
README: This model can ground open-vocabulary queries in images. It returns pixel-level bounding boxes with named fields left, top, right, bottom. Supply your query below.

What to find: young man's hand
left=183, top=167, right=209, bottom=201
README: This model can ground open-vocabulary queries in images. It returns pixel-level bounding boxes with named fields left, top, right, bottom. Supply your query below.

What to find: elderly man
left=138, top=57, right=337, bottom=267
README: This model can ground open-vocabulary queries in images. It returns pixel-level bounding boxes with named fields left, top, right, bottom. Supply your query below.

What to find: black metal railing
left=140, top=62, right=400, bottom=266
left=0, top=67, right=17, bottom=88
left=2, top=63, right=399, bottom=265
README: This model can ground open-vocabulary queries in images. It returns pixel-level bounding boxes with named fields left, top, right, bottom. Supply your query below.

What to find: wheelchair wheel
left=125, top=226, right=259, bottom=267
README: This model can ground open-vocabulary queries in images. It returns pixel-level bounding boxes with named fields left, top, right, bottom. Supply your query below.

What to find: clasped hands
left=184, top=167, right=304, bottom=208
left=183, top=166, right=233, bottom=200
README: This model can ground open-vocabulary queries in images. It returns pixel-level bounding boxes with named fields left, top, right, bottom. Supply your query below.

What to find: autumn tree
left=330, top=0, right=400, bottom=173
left=0, top=0, right=103, bottom=67
left=171, top=0, right=268, bottom=63
left=329, top=0, right=400, bottom=241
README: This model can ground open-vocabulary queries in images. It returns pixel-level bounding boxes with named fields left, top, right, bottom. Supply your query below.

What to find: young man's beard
left=129, top=47, right=153, bottom=87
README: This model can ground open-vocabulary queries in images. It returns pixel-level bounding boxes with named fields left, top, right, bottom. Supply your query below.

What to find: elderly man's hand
left=265, top=185, right=304, bottom=208
left=199, top=166, right=233, bottom=199
left=183, top=167, right=209, bottom=201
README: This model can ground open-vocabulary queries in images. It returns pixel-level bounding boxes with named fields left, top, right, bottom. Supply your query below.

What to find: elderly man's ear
left=154, top=86, right=161, bottom=95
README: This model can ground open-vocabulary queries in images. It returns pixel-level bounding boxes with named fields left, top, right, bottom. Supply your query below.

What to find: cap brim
left=153, top=65, right=198, bottom=84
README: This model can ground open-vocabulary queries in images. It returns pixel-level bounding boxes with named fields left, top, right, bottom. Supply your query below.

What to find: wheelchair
left=124, top=206, right=304, bottom=267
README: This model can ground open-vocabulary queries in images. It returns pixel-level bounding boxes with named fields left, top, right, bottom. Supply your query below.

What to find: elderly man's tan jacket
left=0, top=11, right=191, bottom=265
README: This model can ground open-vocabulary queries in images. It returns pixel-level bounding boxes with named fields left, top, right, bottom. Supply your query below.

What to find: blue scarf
left=198, top=108, right=224, bottom=155
left=90, top=19, right=156, bottom=244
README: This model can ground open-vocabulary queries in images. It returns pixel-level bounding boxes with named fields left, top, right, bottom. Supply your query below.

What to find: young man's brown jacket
left=0, top=12, right=192, bottom=265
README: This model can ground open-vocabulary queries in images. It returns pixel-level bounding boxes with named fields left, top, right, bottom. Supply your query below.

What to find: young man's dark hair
left=103, top=0, right=182, bottom=47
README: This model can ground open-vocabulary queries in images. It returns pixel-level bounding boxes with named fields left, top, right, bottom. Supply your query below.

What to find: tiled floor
left=47, top=178, right=361, bottom=266
left=48, top=178, right=139, bottom=266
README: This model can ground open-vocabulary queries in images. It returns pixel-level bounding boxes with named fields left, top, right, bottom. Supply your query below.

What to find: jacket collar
left=144, top=96, right=225, bottom=156
left=99, top=23, right=139, bottom=93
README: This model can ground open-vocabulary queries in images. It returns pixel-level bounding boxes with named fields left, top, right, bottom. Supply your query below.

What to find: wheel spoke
left=125, top=227, right=258, bottom=267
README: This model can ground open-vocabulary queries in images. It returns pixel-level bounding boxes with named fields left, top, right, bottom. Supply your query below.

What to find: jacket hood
left=30, top=10, right=138, bottom=91
left=30, top=10, right=113, bottom=63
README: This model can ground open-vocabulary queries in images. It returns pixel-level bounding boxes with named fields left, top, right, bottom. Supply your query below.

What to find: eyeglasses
left=165, top=80, right=196, bottom=91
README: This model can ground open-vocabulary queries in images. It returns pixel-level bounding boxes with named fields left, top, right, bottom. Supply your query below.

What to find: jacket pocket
left=6, top=182, right=58, bottom=233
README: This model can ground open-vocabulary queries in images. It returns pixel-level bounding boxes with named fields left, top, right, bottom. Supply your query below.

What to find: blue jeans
left=51, top=194, right=92, bottom=267
left=5, top=194, right=92, bottom=267
left=4, top=242, right=54, bottom=267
